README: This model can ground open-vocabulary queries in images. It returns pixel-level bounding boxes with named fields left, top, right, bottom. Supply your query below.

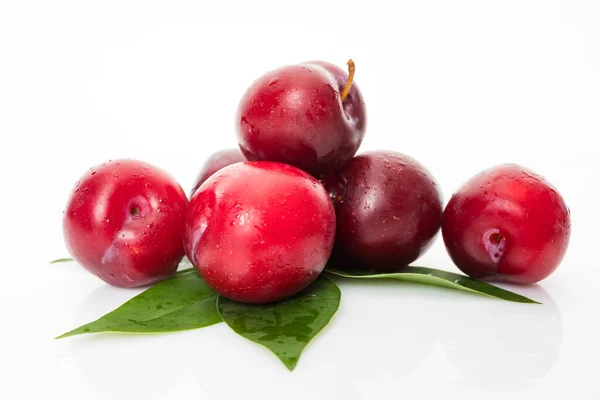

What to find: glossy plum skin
left=236, top=61, right=366, bottom=178
left=190, top=148, right=246, bottom=196
left=324, top=151, right=443, bottom=271
left=184, top=161, right=336, bottom=304
left=63, top=159, right=188, bottom=288
left=442, top=164, right=570, bottom=284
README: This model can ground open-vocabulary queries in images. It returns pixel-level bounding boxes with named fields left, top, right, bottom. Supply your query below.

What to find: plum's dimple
left=125, top=195, right=151, bottom=221
left=483, top=229, right=506, bottom=265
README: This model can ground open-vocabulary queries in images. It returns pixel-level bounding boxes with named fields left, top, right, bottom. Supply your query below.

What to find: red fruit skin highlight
left=63, top=159, right=188, bottom=287
left=184, top=161, right=336, bottom=304
left=236, top=61, right=366, bottom=178
left=325, top=151, right=443, bottom=271
left=442, top=164, right=571, bottom=284
left=190, top=148, right=246, bottom=197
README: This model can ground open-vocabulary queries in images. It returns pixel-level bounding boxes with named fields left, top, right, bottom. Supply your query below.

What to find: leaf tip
left=55, top=327, right=83, bottom=339
left=49, top=258, right=74, bottom=264
left=511, top=294, right=542, bottom=304
left=282, top=358, right=299, bottom=371
left=54, top=332, right=71, bottom=340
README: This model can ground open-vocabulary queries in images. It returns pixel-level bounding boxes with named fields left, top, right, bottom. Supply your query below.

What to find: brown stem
left=340, top=59, right=355, bottom=102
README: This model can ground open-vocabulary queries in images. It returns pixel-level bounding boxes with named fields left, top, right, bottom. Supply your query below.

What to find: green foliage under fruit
left=57, top=269, right=221, bottom=339
left=325, top=267, right=539, bottom=304
left=218, top=277, right=341, bottom=371
left=54, top=258, right=538, bottom=370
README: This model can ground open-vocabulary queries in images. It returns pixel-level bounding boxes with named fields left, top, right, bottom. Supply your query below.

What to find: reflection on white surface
left=440, top=284, right=562, bottom=391
left=69, top=284, right=187, bottom=398
left=330, top=279, right=439, bottom=382
left=328, top=278, right=562, bottom=395
left=71, top=335, right=185, bottom=398
left=69, top=282, right=344, bottom=400
left=64, top=274, right=562, bottom=399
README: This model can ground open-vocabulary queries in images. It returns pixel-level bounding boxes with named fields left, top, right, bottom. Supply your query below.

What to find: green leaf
left=50, top=258, right=73, bottom=264
left=326, top=267, right=540, bottom=304
left=56, top=269, right=222, bottom=338
left=217, top=277, right=341, bottom=371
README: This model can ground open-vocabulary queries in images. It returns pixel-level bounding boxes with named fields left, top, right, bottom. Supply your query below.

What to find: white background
left=1, top=1, right=599, bottom=399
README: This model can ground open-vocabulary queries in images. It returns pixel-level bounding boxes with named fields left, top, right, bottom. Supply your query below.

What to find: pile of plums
left=63, top=60, right=571, bottom=304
